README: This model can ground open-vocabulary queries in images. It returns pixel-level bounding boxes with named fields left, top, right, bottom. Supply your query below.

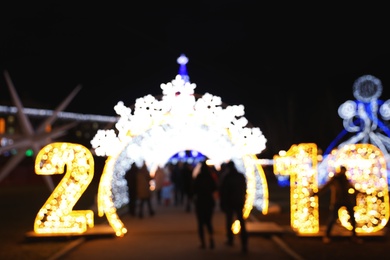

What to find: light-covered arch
left=91, top=55, right=268, bottom=236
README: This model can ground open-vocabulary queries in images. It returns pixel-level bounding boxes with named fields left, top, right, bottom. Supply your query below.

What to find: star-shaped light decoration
left=0, top=71, right=81, bottom=191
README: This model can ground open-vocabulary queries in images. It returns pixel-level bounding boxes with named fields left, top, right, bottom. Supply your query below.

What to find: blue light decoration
left=168, top=150, right=207, bottom=165
left=177, top=54, right=190, bottom=83
left=276, top=175, right=290, bottom=187
left=318, top=75, right=390, bottom=185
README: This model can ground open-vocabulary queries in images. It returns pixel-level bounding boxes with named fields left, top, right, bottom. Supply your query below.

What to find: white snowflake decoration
left=91, top=54, right=268, bottom=214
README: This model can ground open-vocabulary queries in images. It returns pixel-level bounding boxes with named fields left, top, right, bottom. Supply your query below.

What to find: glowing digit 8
left=34, top=142, right=94, bottom=234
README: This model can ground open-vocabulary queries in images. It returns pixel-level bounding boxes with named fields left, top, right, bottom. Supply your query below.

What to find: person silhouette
left=192, top=160, right=218, bottom=249
left=219, top=160, right=248, bottom=253
left=126, top=162, right=139, bottom=216
left=136, top=162, right=155, bottom=218
left=171, top=161, right=184, bottom=206
left=153, top=165, right=165, bottom=205
left=313, top=165, right=363, bottom=244
left=182, top=162, right=194, bottom=212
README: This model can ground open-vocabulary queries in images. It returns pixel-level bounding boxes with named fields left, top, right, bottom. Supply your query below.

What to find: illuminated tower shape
left=177, top=54, right=190, bottom=83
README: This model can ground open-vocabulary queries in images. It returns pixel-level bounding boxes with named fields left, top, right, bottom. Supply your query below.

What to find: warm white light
left=91, top=55, right=268, bottom=236
left=0, top=105, right=118, bottom=123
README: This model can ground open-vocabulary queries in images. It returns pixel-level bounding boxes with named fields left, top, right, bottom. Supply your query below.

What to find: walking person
left=152, top=165, right=165, bottom=205
left=126, top=162, right=139, bottom=216
left=192, top=160, right=218, bottom=249
left=171, top=161, right=184, bottom=206
left=136, top=162, right=155, bottom=218
left=312, top=165, right=363, bottom=244
left=161, top=175, right=174, bottom=206
left=219, top=160, right=248, bottom=253
left=182, top=162, right=194, bottom=212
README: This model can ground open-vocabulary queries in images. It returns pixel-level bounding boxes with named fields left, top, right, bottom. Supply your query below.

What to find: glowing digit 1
left=273, top=143, right=319, bottom=234
left=34, top=142, right=94, bottom=234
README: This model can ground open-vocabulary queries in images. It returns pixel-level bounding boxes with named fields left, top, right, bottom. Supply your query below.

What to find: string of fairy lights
left=0, top=105, right=118, bottom=123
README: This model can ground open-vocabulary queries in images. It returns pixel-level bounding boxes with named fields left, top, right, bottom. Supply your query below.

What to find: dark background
left=1, top=2, right=390, bottom=158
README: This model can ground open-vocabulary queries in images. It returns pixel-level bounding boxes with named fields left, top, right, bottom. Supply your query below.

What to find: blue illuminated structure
left=169, top=150, right=207, bottom=165
left=177, top=54, right=190, bottom=83
left=319, top=75, right=390, bottom=185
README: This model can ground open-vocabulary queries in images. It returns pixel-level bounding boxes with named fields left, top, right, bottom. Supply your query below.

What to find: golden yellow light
left=34, top=142, right=94, bottom=234
left=97, top=153, right=127, bottom=237
left=274, top=142, right=389, bottom=235
left=232, top=220, right=241, bottom=234
left=330, top=143, right=389, bottom=233
left=228, top=154, right=269, bottom=234
left=273, top=143, right=319, bottom=234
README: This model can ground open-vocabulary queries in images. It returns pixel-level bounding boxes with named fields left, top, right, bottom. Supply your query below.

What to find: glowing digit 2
left=34, top=142, right=94, bottom=234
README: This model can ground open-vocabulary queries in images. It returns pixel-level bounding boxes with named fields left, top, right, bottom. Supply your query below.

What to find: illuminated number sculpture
left=326, top=143, right=389, bottom=233
left=273, top=143, right=319, bottom=234
left=275, top=142, right=389, bottom=235
left=34, top=142, right=94, bottom=234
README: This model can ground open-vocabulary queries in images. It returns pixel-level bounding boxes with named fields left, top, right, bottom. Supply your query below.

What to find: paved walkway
left=48, top=202, right=300, bottom=260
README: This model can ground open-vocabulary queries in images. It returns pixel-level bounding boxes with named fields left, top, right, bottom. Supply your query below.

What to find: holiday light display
left=274, top=140, right=389, bottom=235
left=321, top=75, right=390, bottom=234
left=273, top=143, right=319, bottom=234
left=30, top=60, right=390, bottom=238
left=273, top=75, right=390, bottom=235
left=326, top=144, right=389, bottom=233
left=30, top=55, right=268, bottom=237
left=34, top=142, right=94, bottom=234
left=319, top=75, right=390, bottom=185
left=91, top=54, right=269, bottom=236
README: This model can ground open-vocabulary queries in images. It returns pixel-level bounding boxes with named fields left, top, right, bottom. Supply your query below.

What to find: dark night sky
left=1, top=2, right=390, bottom=158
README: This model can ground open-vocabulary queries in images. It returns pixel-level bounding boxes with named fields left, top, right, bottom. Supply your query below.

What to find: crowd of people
left=125, top=159, right=365, bottom=254
left=125, top=158, right=249, bottom=254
